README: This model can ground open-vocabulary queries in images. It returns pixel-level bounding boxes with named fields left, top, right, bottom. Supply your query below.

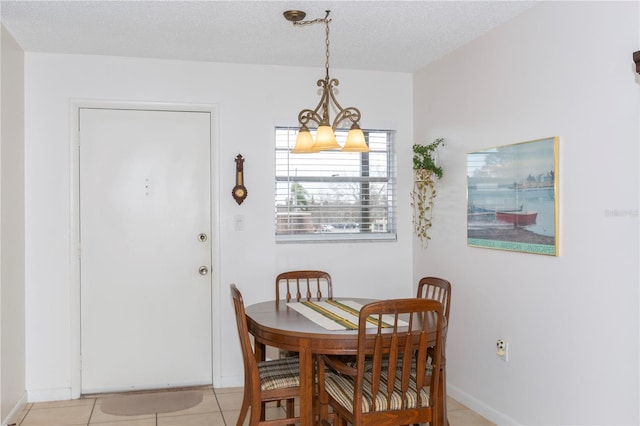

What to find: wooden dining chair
left=416, top=276, right=451, bottom=323
left=274, top=270, right=333, bottom=410
left=346, top=278, right=451, bottom=374
left=418, top=277, right=451, bottom=362
left=276, top=270, right=333, bottom=302
left=317, top=298, right=444, bottom=426
left=230, top=284, right=301, bottom=426
left=275, top=270, right=332, bottom=361
left=416, top=276, right=451, bottom=406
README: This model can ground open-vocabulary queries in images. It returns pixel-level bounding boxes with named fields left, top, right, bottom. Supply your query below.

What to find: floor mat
left=100, top=389, right=204, bottom=416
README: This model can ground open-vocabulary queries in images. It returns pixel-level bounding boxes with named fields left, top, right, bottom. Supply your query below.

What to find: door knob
left=198, top=266, right=209, bottom=276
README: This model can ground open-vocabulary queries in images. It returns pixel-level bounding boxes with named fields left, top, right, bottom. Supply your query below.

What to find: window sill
left=276, top=233, right=397, bottom=244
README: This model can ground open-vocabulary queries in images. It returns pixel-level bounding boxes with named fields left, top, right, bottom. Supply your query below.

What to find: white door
left=79, top=108, right=212, bottom=394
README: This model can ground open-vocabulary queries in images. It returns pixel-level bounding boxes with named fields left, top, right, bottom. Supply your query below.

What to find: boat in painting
left=495, top=211, right=538, bottom=226
left=468, top=204, right=523, bottom=222
left=469, top=204, right=522, bottom=214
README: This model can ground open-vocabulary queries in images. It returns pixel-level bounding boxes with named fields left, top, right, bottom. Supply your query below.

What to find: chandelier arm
left=332, top=107, right=362, bottom=130
left=297, top=109, right=323, bottom=127
left=325, top=78, right=362, bottom=129
left=298, top=78, right=331, bottom=127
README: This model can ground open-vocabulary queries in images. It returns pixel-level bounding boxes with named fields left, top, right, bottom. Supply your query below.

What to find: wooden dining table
left=245, top=298, right=448, bottom=426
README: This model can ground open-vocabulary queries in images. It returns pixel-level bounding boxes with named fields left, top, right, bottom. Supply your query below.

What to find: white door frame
left=69, top=99, right=221, bottom=398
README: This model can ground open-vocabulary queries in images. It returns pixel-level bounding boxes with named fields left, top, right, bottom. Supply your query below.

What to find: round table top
left=245, top=298, right=443, bottom=355
left=245, top=298, right=374, bottom=354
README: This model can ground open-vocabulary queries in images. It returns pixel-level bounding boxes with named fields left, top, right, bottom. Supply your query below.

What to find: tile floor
left=14, top=386, right=495, bottom=426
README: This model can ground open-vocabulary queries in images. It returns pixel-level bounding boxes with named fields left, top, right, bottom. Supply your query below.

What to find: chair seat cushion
left=324, top=370, right=430, bottom=413
left=258, top=356, right=300, bottom=390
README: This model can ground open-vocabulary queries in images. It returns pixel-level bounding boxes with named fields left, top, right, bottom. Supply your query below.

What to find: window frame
left=275, top=127, right=397, bottom=243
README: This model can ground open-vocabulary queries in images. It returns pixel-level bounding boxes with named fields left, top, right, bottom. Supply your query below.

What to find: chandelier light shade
left=284, top=10, right=370, bottom=153
left=291, top=125, right=319, bottom=153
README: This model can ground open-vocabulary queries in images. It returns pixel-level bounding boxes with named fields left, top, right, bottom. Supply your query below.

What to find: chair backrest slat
left=276, top=270, right=332, bottom=302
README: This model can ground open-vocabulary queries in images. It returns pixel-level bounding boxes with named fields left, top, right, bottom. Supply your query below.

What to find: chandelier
left=284, top=10, right=369, bottom=153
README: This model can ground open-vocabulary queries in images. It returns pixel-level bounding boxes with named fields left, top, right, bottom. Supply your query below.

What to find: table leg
left=298, top=346, right=314, bottom=425
left=317, top=354, right=329, bottom=423
left=255, top=341, right=266, bottom=362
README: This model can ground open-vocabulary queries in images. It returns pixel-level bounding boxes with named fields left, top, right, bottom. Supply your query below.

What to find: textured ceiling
left=0, top=1, right=537, bottom=73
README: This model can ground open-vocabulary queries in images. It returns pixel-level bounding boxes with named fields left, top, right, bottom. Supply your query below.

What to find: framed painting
left=467, top=136, right=559, bottom=256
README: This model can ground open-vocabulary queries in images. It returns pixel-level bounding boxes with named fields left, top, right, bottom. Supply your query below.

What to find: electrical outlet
left=496, top=339, right=509, bottom=361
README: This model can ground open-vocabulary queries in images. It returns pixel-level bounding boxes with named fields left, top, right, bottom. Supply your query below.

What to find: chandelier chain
left=325, top=18, right=330, bottom=79
left=292, top=13, right=332, bottom=78
left=292, top=17, right=329, bottom=27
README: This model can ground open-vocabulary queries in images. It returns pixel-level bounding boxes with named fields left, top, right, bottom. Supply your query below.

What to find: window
left=275, top=127, right=396, bottom=242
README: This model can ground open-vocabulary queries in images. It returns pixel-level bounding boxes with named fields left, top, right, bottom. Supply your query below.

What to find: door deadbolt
left=198, top=266, right=209, bottom=276
left=198, top=233, right=207, bottom=242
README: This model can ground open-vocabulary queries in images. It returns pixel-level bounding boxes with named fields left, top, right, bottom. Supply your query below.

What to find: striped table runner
left=287, top=299, right=408, bottom=331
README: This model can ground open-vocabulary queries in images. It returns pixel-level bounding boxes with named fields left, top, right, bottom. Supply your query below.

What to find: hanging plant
left=411, top=138, right=444, bottom=247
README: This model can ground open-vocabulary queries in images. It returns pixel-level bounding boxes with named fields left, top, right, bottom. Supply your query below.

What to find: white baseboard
left=27, top=387, right=72, bottom=403
left=216, top=375, right=244, bottom=389
left=2, top=392, right=27, bottom=426
left=27, top=379, right=245, bottom=403
left=447, top=383, right=520, bottom=426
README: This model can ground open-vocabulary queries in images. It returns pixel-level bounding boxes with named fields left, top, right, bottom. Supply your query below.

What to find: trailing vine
left=411, top=138, right=444, bottom=247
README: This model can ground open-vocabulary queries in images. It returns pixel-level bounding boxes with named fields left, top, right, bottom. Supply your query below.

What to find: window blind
left=275, top=127, right=396, bottom=242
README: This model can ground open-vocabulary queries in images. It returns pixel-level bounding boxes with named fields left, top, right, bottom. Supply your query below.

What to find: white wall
left=413, top=2, right=639, bottom=425
left=23, top=54, right=413, bottom=400
left=0, top=24, right=26, bottom=425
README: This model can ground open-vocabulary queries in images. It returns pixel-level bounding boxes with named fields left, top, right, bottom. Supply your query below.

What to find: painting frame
left=467, top=136, right=559, bottom=256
